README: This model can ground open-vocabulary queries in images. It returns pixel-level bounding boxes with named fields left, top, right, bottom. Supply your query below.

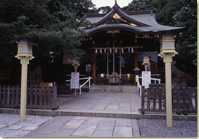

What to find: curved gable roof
left=84, top=3, right=184, bottom=35
left=95, top=4, right=149, bottom=26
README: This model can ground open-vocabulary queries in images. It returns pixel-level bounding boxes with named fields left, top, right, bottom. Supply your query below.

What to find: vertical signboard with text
left=142, top=71, right=151, bottom=88
left=70, top=72, right=79, bottom=89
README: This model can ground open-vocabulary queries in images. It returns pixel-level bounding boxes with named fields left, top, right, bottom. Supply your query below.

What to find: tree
left=123, top=0, right=153, bottom=11
left=123, top=0, right=197, bottom=62
left=98, top=6, right=111, bottom=14
left=0, top=0, right=94, bottom=63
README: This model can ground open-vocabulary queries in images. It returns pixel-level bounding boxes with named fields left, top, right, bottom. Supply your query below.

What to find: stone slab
left=0, top=124, right=8, bottom=129
left=99, top=118, right=116, bottom=125
left=72, top=116, right=87, bottom=120
left=63, top=119, right=85, bottom=130
left=83, top=117, right=101, bottom=125
left=113, top=126, right=133, bottom=137
left=8, top=125, right=23, bottom=130
left=23, top=126, right=38, bottom=131
left=96, top=124, right=114, bottom=131
left=115, top=118, right=132, bottom=127
left=132, top=119, right=140, bottom=137
left=92, top=130, right=113, bottom=137
left=72, top=124, right=97, bottom=137
left=51, top=129, right=75, bottom=137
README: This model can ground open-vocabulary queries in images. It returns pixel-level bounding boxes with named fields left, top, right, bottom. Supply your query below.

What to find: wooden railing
left=0, top=85, right=59, bottom=110
left=141, top=84, right=197, bottom=115
left=136, top=76, right=161, bottom=96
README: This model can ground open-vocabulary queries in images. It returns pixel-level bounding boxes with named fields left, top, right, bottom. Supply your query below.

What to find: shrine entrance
left=77, top=2, right=182, bottom=86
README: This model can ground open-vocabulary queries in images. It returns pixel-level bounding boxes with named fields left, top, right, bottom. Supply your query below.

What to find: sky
left=92, top=0, right=133, bottom=8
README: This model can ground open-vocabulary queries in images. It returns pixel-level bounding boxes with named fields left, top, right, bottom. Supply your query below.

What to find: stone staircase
left=89, top=85, right=138, bottom=93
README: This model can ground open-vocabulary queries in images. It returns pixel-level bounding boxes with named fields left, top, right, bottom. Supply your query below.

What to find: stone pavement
left=24, top=116, right=140, bottom=137
left=58, top=92, right=141, bottom=113
left=0, top=114, right=52, bottom=137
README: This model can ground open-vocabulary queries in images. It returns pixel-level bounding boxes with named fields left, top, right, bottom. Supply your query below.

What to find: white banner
left=70, top=72, right=79, bottom=89
left=142, top=71, right=151, bottom=88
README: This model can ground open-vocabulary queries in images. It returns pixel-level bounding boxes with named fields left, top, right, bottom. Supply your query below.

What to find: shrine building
left=64, top=2, right=183, bottom=85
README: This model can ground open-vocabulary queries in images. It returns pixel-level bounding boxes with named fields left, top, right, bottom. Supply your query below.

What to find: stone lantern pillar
left=15, top=39, right=37, bottom=122
left=158, top=34, right=177, bottom=127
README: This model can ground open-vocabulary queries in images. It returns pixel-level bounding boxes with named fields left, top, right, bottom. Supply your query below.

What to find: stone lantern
left=142, top=54, right=150, bottom=71
left=158, top=34, right=178, bottom=127
left=16, top=38, right=37, bottom=122
left=72, top=59, right=80, bottom=73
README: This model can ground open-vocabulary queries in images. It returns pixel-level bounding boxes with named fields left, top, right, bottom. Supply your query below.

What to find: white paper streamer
left=122, top=49, right=124, bottom=54
left=128, top=48, right=130, bottom=53
left=110, top=49, right=112, bottom=54
left=131, top=48, right=134, bottom=53
left=104, top=49, right=106, bottom=53
left=115, top=49, right=117, bottom=54
left=95, top=49, right=98, bottom=54
left=100, top=49, right=102, bottom=54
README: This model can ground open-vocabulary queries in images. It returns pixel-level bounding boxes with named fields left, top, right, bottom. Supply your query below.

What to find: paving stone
left=83, top=117, right=101, bottom=125
left=51, top=129, right=75, bottom=137
left=132, top=119, right=140, bottom=137
left=115, top=118, right=132, bottom=127
left=72, top=124, right=97, bottom=137
left=113, top=126, right=133, bottom=137
left=99, top=118, right=116, bottom=125
left=92, top=130, right=113, bottom=137
left=118, top=106, right=131, bottom=112
left=106, top=105, right=118, bottom=109
left=72, top=116, right=87, bottom=120
left=36, top=116, right=72, bottom=135
left=63, top=119, right=85, bottom=130
left=8, top=125, right=23, bottom=130
left=0, top=124, right=8, bottom=129
left=22, top=126, right=38, bottom=131
left=96, top=124, right=114, bottom=131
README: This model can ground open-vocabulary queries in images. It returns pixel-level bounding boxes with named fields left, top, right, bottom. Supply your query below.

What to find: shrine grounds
left=0, top=92, right=197, bottom=137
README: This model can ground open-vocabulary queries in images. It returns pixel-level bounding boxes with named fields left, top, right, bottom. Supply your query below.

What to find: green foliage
left=98, top=6, right=111, bottom=14
left=123, top=0, right=197, bottom=62
left=0, top=0, right=95, bottom=62
left=123, top=0, right=153, bottom=11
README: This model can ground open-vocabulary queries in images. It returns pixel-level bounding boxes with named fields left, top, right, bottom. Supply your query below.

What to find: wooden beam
left=91, top=46, right=143, bottom=49
left=134, top=48, right=138, bottom=68
left=92, top=50, right=96, bottom=85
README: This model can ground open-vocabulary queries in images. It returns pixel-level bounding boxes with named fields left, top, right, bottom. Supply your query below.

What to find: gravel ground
left=0, top=114, right=53, bottom=137
left=138, top=119, right=197, bottom=137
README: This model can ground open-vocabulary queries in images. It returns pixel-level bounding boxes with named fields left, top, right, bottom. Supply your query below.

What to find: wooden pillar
left=119, top=49, right=122, bottom=78
left=155, top=62, right=158, bottom=73
left=107, top=50, right=109, bottom=78
left=113, top=41, right=115, bottom=73
left=92, top=50, right=96, bottom=85
left=134, top=48, right=138, bottom=68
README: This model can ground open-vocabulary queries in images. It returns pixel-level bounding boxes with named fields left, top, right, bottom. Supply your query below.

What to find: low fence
left=141, top=84, right=197, bottom=115
left=0, top=85, right=59, bottom=110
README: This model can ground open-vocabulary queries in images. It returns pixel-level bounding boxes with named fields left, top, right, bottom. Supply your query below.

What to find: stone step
left=89, top=86, right=138, bottom=93
left=0, top=108, right=196, bottom=121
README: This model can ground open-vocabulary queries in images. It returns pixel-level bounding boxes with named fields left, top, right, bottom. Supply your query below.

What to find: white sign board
left=142, top=71, right=151, bottom=88
left=70, top=72, right=79, bottom=89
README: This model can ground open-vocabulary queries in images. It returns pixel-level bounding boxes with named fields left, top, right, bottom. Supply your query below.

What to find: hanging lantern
left=95, top=49, right=98, bottom=54
left=115, top=49, right=117, bottom=54
left=131, top=48, right=134, bottom=53
left=122, top=49, right=124, bottom=54
left=100, top=49, right=102, bottom=54
left=104, top=49, right=106, bottom=53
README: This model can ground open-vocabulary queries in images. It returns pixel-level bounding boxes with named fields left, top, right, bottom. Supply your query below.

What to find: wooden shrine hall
left=77, top=2, right=183, bottom=85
